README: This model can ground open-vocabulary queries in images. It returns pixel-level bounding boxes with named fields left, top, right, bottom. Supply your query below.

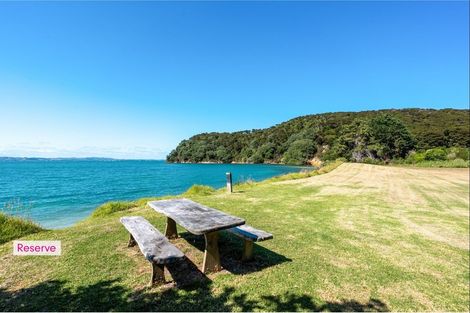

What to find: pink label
left=13, top=240, right=61, bottom=256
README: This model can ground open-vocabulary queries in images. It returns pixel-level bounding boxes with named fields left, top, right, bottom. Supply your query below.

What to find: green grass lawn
left=0, top=163, right=468, bottom=311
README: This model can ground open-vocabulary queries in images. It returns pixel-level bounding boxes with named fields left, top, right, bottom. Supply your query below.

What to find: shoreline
left=2, top=162, right=310, bottom=230
left=169, top=160, right=315, bottom=166
left=53, top=162, right=326, bottom=229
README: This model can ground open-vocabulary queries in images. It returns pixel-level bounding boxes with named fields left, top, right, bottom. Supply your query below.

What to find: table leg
left=165, top=217, right=178, bottom=239
left=202, top=231, right=221, bottom=273
left=242, top=240, right=254, bottom=261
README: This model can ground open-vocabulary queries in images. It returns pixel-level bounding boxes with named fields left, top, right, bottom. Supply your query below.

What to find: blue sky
left=0, top=1, right=468, bottom=159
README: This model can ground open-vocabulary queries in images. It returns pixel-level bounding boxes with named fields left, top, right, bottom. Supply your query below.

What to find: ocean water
left=0, top=159, right=306, bottom=229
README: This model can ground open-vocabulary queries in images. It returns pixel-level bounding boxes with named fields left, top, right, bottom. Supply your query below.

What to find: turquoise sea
left=0, top=159, right=306, bottom=229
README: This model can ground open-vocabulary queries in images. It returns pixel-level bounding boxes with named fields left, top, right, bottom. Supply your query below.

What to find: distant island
left=0, top=157, right=117, bottom=161
left=167, top=108, right=469, bottom=165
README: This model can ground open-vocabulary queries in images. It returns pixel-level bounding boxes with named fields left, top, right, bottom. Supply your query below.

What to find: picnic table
left=148, top=198, right=245, bottom=273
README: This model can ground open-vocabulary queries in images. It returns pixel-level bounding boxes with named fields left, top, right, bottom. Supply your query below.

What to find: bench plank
left=226, top=224, right=273, bottom=242
left=227, top=225, right=273, bottom=261
left=120, top=216, right=184, bottom=264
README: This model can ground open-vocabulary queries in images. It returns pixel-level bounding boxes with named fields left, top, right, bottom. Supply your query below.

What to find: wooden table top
left=148, top=198, right=245, bottom=235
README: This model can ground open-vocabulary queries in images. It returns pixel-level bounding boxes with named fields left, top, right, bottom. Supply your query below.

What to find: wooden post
left=226, top=172, right=233, bottom=193
left=202, top=231, right=221, bottom=273
left=165, top=217, right=178, bottom=239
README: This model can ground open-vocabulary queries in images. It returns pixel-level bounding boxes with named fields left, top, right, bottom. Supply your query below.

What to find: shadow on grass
left=180, top=231, right=292, bottom=275
left=0, top=278, right=389, bottom=312
left=165, top=255, right=210, bottom=287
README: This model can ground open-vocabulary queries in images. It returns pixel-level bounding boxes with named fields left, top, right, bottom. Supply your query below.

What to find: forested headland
left=167, top=109, right=469, bottom=165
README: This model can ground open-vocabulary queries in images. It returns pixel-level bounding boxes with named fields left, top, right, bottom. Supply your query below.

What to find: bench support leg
left=127, top=234, right=136, bottom=247
left=202, top=231, right=221, bottom=273
left=165, top=217, right=178, bottom=239
left=242, top=240, right=254, bottom=261
left=150, top=263, right=165, bottom=287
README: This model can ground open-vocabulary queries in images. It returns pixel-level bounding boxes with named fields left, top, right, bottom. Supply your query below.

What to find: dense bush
left=424, top=148, right=447, bottom=161
left=446, top=146, right=469, bottom=160
left=401, top=147, right=469, bottom=167
left=406, top=151, right=426, bottom=163
left=167, top=109, right=469, bottom=165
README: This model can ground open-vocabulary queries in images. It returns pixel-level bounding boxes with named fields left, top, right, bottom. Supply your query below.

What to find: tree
left=366, top=114, right=415, bottom=159
left=326, top=114, right=415, bottom=162
left=256, top=143, right=277, bottom=161
left=282, top=139, right=316, bottom=165
left=216, top=147, right=232, bottom=163
left=249, top=152, right=264, bottom=164
left=165, top=109, right=467, bottom=163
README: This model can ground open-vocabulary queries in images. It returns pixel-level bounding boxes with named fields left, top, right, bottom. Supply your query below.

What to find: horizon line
left=0, top=156, right=166, bottom=161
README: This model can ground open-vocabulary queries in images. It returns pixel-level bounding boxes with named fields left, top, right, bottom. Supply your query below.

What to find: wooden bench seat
left=120, top=216, right=185, bottom=286
left=226, top=225, right=273, bottom=261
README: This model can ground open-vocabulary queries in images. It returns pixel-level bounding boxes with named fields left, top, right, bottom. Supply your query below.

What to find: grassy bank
left=0, top=163, right=468, bottom=311
left=265, top=159, right=344, bottom=182
left=0, top=212, right=44, bottom=245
